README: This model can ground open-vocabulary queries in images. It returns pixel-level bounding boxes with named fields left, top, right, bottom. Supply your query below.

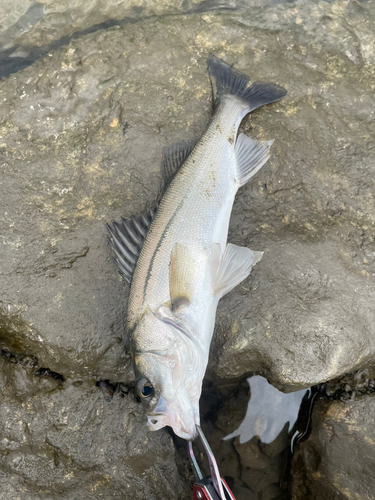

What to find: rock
left=241, top=460, right=282, bottom=494
left=231, top=483, right=258, bottom=500
left=203, top=378, right=250, bottom=433
left=234, top=437, right=270, bottom=470
left=204, top=0, right=375, bottom=391
left=290, top=393, right=375, bottom=500
left=0, top=0, right=284, bottom=79
left=318, top=368, right=375, bottom=400
left=1, top=0, right=375, bottom=495
left=1, top=0, right=374, bottom=392
left=0, top=356, right=189, bottom=499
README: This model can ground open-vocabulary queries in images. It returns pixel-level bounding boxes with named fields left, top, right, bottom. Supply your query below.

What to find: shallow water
left=224, top=376, right=309, bottom=445
left=180, top=375, right=316, bottom=500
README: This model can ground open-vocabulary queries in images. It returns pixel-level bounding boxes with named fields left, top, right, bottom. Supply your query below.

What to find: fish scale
left=107, top=54, right=287, bottom=440
left=129, top=97, right=244, bottom=326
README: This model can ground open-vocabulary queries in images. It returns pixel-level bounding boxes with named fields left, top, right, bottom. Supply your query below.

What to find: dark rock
left=234, top=437, right=269, bottom=470
left=261, top=483, right=283, bottom=500
left=241, top=460, right=281, bottom=493
left=0, top=358, right=189, bottom=499
left=318, top=368, right=375, bottom=400
left=291, top=393, right=375, bottom=500
left=98, top=379, right=116, bottom=401
left=205, top=378, right=250, bottom=433
left=231, top=483, right=258, bottom=500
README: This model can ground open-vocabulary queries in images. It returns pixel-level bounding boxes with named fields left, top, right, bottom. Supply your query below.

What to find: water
left=181, top=375, right=316, bottom=500
left=224, top=376, right=309, bottom=445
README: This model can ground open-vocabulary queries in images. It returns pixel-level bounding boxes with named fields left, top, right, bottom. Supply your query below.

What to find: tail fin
left=207, top=54, right=287, bottom=111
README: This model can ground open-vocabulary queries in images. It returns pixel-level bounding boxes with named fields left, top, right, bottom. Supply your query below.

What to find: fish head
left=132, top=307, right=206, bottom=440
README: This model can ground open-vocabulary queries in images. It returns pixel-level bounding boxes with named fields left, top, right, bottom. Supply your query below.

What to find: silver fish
left=108, top=55, right=286, bottom=440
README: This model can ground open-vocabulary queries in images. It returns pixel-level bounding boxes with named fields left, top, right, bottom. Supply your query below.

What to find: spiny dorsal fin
left=162, top=139, right=197, bottom=188
left=169, top=243, right=196, bottom=311
left=235, top=133, right=274, bottom=187
left=212, top=242, right=263, bottom=298
left=107, top=206, right=156, bottom=285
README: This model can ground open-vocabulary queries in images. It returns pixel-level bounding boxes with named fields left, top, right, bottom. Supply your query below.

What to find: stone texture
left=0, top=0, right=285, bottom=64
left=0, top=357, right=190, bottom=499
left=1, top=0, right=375, bottom=496
left=318, top=368, right=375, bottom=399
left=291, top=393, right=375, bottom=500
left=205, top=0, right=375, bottom=390
left=1, top=0, right=375, bottom=390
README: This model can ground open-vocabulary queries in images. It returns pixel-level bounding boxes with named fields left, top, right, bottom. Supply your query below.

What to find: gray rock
left=1, top=0, right=375, bottom=495
left=234, top=437, right=270, bottom=470
left=291, top=393, right=375, bottom=500
left=319, top=368, right=375, bottom=399
left=0, top=357, right=189, bottom=499
left=204, top=0, right=375, bottom=391
left=1, top=0, right=375, bottom=389
left=0, top=0, right=291, bottom=70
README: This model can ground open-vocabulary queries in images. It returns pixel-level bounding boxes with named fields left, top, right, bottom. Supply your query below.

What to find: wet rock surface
left=0, top=0, right=298, bottom=80
left=291, top=390, right=375, bottom=500
left=1, top=0, right=375, bottom=496
left=0, top=356, right=189, bottom=499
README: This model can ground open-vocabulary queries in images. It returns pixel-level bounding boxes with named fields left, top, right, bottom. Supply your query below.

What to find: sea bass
left=107, top=55, right=286, bottom=440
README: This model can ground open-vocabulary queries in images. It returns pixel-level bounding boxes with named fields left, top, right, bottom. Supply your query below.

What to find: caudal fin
left=207, top=54, right=287, bottom=111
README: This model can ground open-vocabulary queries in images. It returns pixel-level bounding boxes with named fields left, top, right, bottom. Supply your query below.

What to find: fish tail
left=207, top=54, right=287, bottom=111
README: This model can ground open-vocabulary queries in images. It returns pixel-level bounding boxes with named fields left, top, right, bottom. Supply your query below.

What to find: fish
left=107, top=55, right=286, bottom=441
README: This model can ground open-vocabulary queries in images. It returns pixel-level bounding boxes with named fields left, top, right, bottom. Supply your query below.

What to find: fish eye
left=136, top=379, right=154, bottom=399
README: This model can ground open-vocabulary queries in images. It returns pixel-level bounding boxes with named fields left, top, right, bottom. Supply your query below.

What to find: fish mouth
left=147, top=413, right=199, bottom=441
left=146, top=394, right=199, bottom=441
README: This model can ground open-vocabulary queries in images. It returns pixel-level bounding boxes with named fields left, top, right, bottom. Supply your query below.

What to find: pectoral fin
left=212, top=243, right=263, bottom=298
left=169, top=243, right=196, bottom=311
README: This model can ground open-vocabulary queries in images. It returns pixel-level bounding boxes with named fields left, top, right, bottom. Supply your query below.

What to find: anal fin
left=235, top=133, right=273, bottom=187
left=212, top=243, right=263, bottom=298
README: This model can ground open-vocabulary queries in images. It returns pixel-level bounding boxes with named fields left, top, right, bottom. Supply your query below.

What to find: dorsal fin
left=106, top=207, right=156, bottom=285
left=161, top=139, right=197, bottom=188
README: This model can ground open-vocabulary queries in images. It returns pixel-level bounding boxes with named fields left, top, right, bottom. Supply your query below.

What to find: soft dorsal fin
left=106, top=207, right=156, bottom=285
left=161, top=139, right=197, bottom=188
left=169, top=243, right=196, bottom=311
left=212, top=242, right=263, bottom=298
left=235, top=133, right=274, bottom=187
